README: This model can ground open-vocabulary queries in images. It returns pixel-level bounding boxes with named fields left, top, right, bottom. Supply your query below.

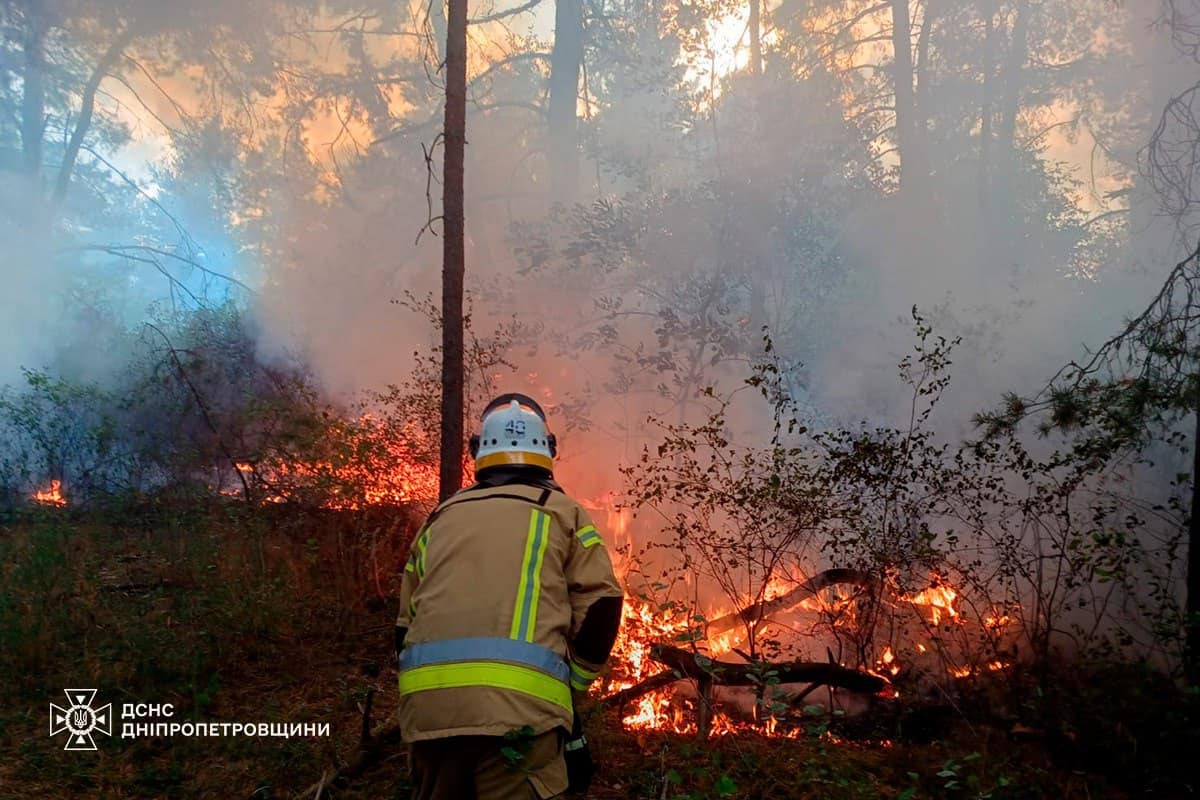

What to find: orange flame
left=217, top=415, right=443, bottom=509
left=33, top=479, right=67, bottom=507
left=983, top=609, right=1012, bottom=632
left=880, top=646, right=900, bottom=676
left=902, top=578, right=960, bottom=626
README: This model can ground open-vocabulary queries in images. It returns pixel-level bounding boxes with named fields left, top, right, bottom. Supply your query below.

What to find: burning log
left=704, top=568, right=875, bottom=636
left=596, top=669, right=681, bottom=710
left=648, top=644, right=888, bottom=695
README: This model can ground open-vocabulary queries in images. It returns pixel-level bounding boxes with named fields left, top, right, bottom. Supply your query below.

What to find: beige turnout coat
left=396, top=482, right=622, bottom=742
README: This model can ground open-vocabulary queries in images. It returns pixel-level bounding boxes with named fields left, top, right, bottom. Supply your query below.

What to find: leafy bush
left=624, top=309, right=1189, bottom=712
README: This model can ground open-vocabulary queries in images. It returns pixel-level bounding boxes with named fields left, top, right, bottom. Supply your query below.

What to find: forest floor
left=0, top=511, right=1170, bottom=799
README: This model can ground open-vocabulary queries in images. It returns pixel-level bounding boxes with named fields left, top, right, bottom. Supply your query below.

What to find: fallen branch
left=595, top=670, right=681, bottom=709
left=294, top=724, right=403, bottom=796
left=705, top=569, right=875, bottom=636
left=649, top=644, right=887, bottom=695
left=359, top=688, right=375, bottom=745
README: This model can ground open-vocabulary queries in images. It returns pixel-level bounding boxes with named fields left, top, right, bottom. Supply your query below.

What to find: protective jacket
left=396, top=469, right=623, bottom=742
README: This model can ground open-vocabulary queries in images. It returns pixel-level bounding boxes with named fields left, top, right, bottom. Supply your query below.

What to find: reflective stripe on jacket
left=397, top=482, right=623, bottom=741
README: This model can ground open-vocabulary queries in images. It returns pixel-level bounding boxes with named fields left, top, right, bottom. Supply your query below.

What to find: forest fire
left=595, top=564, right=1014, bottom=738
left=901, top=580, right=960, bottom=626
left=263, top=456, right=441, bottom=509
left=32, top=479, right=67, bottom=507
left=218, top=414, right=443, bottom=509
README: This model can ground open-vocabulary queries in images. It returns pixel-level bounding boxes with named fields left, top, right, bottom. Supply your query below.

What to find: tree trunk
left=749, top=0, right=762, bottom=76
left=997, top=0, right=1028, bottom=154
left=890, top=0, right=916, bottom=191
left=438, top=0, right=467, bottom=502
left=912, top=0, right=936, bottom=185
left=21, top=13, right=46, bottom=189
left=994, top=0, right=1028, bottom=233
left=979, top=0, right=995, bottom=208
left=1188, top=394, right=1200, bottom=684
left=548, top=0, right=583, bottom=202
left=52, top=29, right=135, bottom=212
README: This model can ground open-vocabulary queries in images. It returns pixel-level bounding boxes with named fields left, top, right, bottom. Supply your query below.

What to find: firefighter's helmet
left=469, top=393, right=557, bottom=473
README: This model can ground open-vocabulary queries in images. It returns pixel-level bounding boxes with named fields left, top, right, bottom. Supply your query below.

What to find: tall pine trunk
left=749, top=0, right=761, bottom=76
left=1189, top=395, right=1200, bottom=684
left=979, top=0, right=994, bottom=208
left=548, top=0, right=583, bottom=202
left=21, top=11, right=46, bottom=232
left=890, top=0, right=915, bottom=193
left=438, top=0, right=467, bottom=501
left=997, top=0, right=1028, bottom=155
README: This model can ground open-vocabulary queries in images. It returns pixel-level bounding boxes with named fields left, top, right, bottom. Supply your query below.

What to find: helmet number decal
left=504, top=419, right=527, bottom=438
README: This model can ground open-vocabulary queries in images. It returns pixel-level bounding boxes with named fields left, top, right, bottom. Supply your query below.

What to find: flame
left=983, top=609, right=1012, bottom=632
left=603, top=596, right=694, bottom=730
left=596, top=552, right=1023, bottom=740
left=33, top=479, right=67, bottom=507
left=216, top=414, right=443, bottom=509
left=902, top=578, right=960, bottom=626
left=880, top=646, right=900, bottom=676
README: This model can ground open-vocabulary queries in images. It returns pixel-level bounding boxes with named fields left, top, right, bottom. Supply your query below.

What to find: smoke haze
left=0, top=0, right=1195, bottom=485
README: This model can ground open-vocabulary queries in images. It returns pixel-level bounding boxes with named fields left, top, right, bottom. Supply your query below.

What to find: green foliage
left=627, top=309, right=1190, bottom=720
left=500, top=725, right=536, bottom=768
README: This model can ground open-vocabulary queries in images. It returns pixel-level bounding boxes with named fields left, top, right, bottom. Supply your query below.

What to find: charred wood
left=596, top=670, right=681, bottom=709
left=704, top=569, right=875, bottom=636
left=649, top=644, right=887, bottom=695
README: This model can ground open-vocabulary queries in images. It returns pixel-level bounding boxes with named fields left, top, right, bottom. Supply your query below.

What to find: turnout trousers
left=409, top=729, right=568, bottom=800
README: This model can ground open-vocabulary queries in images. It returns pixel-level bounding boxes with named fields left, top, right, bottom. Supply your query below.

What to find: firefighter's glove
left=565, top=712, right=595, bottom=794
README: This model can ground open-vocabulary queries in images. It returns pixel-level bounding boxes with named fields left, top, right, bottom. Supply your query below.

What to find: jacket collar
left=467, top=465, right=562, bottom=493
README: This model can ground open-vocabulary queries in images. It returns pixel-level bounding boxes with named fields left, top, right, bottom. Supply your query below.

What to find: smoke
left=0, top=0, right=1195, bottom=484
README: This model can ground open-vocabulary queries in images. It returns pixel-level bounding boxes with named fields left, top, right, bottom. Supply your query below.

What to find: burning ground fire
left=33, top=479, right=67, bottom=507
left=29, top=413, right=443, bottom=510
left=220, top=413, right=443, bottom=509
left=595, top=553, right=1017, bottom=737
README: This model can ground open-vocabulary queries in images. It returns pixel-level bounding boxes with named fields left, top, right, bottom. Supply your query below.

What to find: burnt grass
left=0, top=508, right=1192, bottom=799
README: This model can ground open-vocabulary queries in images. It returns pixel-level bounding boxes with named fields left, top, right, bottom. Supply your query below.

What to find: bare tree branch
left=51, top=27, right=135, bottom=211
left=468, top=0, right=545, bottom=25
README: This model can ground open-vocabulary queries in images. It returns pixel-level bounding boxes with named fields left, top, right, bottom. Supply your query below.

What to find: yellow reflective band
left=570, top=661, right=598, bottom=682
left=523, top=512, right=551, bottom=642
left=404, top=560, right=414, bottom=574
left=569, top=661, right=599, bottom=691
left=416, top=531, right=429, bottom=578
left=398, top=662, right=572, bottom=711
left=476, top=450, right=554, bottom=471
left=510, top=510, right=541, bottom=639
left=576, top=525, right=603, bottom=548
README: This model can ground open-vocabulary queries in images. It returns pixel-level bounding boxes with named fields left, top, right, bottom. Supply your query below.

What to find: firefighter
left=395, top=393, right=624, bottom=799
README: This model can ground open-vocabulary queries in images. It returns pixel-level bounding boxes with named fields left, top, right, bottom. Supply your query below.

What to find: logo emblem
left=50, top=689, right=112, bottom=750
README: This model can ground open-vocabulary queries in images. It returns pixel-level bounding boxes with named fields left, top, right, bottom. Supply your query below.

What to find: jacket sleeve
left=564, top=506, right=624, bottom=692
left=396, top=524, right=430, bottom=655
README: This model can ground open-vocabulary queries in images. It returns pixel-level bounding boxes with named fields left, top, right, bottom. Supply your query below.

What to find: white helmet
left=469, top=393, right=557, bottom=473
